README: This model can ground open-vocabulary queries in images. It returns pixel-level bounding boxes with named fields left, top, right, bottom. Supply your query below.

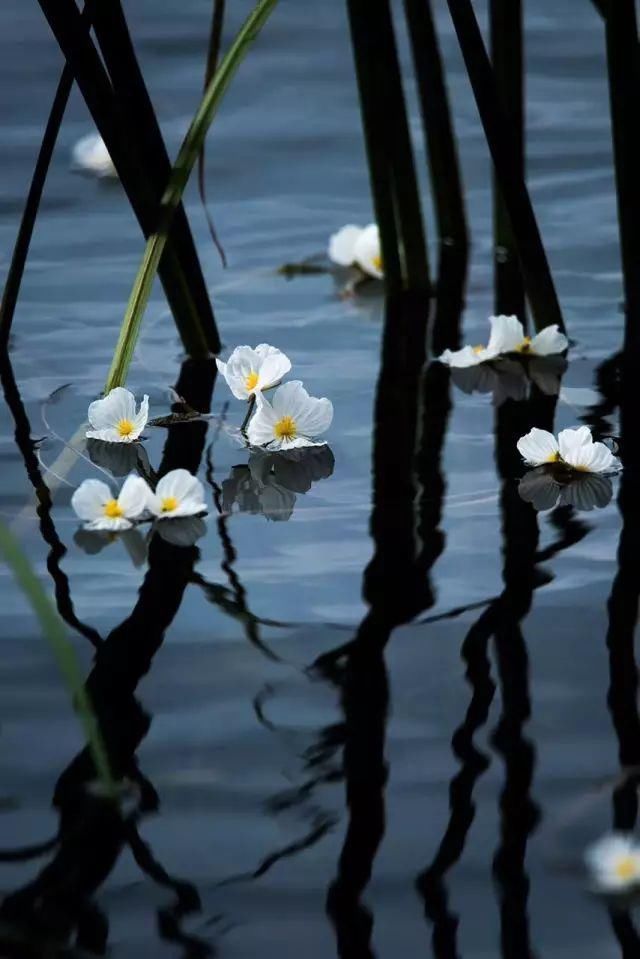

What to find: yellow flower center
left=517, top=336, right=532, bottom=353
left=614, top=856, right=638, bottom=881
left=103, top=499, right=124, bottom=518
left=274, top=416, right=297, bottom=441
left=472, top=344, right=486, bottom=354
left=117, top=418, right=135, bottom=437
left=245, top=371, right=259, bottom=391
left=161, top=496, right=179, bottom=513
left=546, top=452, right=561, bottom=463
left=372, top=254, right=383, bottom=273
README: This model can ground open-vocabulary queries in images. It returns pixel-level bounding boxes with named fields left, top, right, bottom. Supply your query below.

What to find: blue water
left=0, top=1, right=637, bottom=956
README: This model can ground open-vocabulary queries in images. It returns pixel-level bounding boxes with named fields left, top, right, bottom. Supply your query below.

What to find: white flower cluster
left=328, top=224, right=382, bottom=279
left=216, top=344, right=333, bottom=450
left=71, top=388, right=206, bottom=539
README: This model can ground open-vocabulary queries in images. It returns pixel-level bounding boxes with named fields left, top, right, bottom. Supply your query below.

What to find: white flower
left=328, top=223, right=383, bottom=279
left=147, top=469, right=207, bottom=520
left=71, top=133, right=117, bottom=178
left=246, top=381, right=333, bottom=451
left=437, top=315, right=568, bottom=368
left=585, top=835, right=640, bottom=893
left=86, top=387, right=149, bottom=444
left=71, top=475, right=149, bottom=531
left=517, top=425, right=620, bottom=473
left=216, top=344, right=291, bottom=401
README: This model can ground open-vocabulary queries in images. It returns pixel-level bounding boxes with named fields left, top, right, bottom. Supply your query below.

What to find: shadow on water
left=0, top=347, right=102, bottom=648
left=0, top=359, right=218, bottom=958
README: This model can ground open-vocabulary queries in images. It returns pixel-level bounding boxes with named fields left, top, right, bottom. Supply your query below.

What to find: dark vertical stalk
left=445, top=0, right=564, bottom=333
left=198, top=0, right=227, bottom=265
left=490, top=0, right=525, bottom=321
left=37, top=0, right=219, bottom=357
left=345, top=0, right=430, bottom=294
left=403, top=0, right=468, bottom=349
left=89, top=0, right=220, bottom=353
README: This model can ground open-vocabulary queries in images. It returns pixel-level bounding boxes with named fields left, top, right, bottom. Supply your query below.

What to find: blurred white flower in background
left=585, top=835, right=640, bottom=893
left=328, top=223, right=383, bottom=279
left=71, top=133, right=117, bottom=178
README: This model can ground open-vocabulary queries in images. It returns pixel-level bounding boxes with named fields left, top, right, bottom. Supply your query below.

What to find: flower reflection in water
left=450, top=354, right=566, bottom=407
left=519, top=466, right=614, bottom=512
left=222, top=445, right=335, bottom=521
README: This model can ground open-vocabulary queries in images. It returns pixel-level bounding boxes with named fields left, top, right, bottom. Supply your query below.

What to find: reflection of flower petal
left=223, top=445, right=334, bottom=520
left=154, top=516, right=207, bottom=546
left=73, top=527, right=148, bottom=566
left=518, top=469, right=561, bottom=511
left=87, top=438, right=141, bottom=476
left=558, top=474, right=613, bottom=511
left=258, top=484, right=297, bottom=521
left=528, top=355, right=567, bottom=396
left=450, top=365, right=496, bottom=394
left=490, top=359, right=528, bottom=405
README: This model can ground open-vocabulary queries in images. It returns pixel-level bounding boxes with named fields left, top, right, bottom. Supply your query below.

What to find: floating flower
left=518, top=468, right=613, bottom=512
left=246, top=381, right=333, bottom=451
left=71, top=475, right=149, bottom=531
left=585, top=835, right=640, bottom=893
left=328, top=223, right=383, bottom=279
left=517, top=425, right=620, bottom=474
left=71, top=133, right=117, bottom=178
left=437, top=315, right=568, bottom=368
left=86, top=387, right=149, bottom=444
left=216, top=344, right=291, bottom=401
left=147, top=469, right=207, bottom=520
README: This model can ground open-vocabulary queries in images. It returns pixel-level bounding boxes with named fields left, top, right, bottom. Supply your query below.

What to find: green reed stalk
left=0, top=522, right=116, bottom=797
left=104, top=0, right=277, bottom=393
left=346, top=0, right=430, bottom=294
left=445, top=0, right=564, bottom=334
left=490, top=0, right=525, bottom=321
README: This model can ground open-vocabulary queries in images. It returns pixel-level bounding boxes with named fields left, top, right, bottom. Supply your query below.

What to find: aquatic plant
left=437, top=315, right=567, bottom=368
left=86, top=387, right=149, bottom=443
left=585, top=834, right=640, bottom=893
left=216, top=344, right=292, bottom=400
left=328, top=224, right=383, bottom=279
left=71, top=132, right=117, bottom=178
left=146, top=469, right=208, bottom=520
left=517, top=426, right=620, bottom=474
left=247, top=382, right=333, bottom=451
left=71, top=475, right=149, bottom=531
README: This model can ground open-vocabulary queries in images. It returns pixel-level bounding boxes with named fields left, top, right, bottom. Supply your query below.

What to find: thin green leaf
left=0, top=522, right=116, bottom=797
left=105, top=0, right=277, bottom=393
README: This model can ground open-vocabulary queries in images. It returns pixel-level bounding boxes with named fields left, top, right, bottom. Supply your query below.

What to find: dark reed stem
left=89, top=0, right=220, bottom=352
left=445, top=0, right=564, bottom=334
left=345, top=0, right=430, bottom=294
left=37, top=0, right=219, bottom=358
left=0, top=24, right=80, bottom=349
left=404, top=0, right=468, bottom=250
left=198, top=0, right=227, bottom=266
left=490, top=0, right=526, bottom=321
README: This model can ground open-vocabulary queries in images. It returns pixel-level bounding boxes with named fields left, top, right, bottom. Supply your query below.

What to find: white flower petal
left=256, top=351, right=292, bottom=392
left=585, top=834, right=640, bottom=892
left=86, top=515, right=133, bottom=531
left=516, top=428, right=560, bottom=466
left=486, top=315, right=525, bottom=357
left=437, top=346, right=485, bottom=368
left=72, top=133, right=117, bottom=177
left=86, top=427, right=126, bottom=443
left=86, top=388, right=146, bottom=443
left=353, top=224, right=383, bottom=278
left=117, top=475, right=151, bottom=519
left=131, top=395, right=149, bottom=437
left=558, top=426, right=597, bottom=469
left=295, top=396, right=333, bottom=438
left=150, top=469, right=207, bottom=518
left=328, top=225, right=362, bottom=266
left=71, top=479, right=114, bottom=521
left=530, top=325, right=569, bottom=356
left=247, top=396, right=279, bottom=447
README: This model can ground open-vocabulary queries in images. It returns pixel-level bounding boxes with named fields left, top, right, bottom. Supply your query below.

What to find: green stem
left=104, top=0, right=277, bottom=393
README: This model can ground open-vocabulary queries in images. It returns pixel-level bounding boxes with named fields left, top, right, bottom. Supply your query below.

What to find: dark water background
left=0, top=1, right=636, bottom=956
